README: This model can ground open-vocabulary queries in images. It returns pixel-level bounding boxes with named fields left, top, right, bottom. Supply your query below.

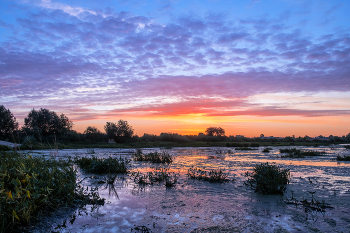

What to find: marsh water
left=26, top=146, right=350, bottom=232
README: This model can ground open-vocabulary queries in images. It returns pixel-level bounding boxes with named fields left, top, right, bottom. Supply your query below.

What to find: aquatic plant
left=133, top=151, right=173, bottom=163
left=244, top=162, right=290, bottom=195
left=344, top=145, right=350, bottom=149
left=74, top=155, right=131, bottom=174
left=187, top=167, right=230, bottom=182
left=280, top=148, right=325, bottom=158
left=0, top=151, right=104, bottom=232
left=336, top=154, right=350, bottom=161
left=284, top=191, right=333, bottom=212
left=262, top=148, right=272, bottom=153
left=235, top=147, right=258, bottom=151
left=131, top=167, right=178, bottom=187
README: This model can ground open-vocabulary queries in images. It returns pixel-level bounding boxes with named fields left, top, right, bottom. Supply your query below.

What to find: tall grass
left=132, top=150, right=173, bottom=163
left=74, top=155, right=131, bottom=174
left=280, top=148, right=325, bottom=158
left=244, top=162, right=290, bottom=195
left=187, top=167, right=230, bottom=182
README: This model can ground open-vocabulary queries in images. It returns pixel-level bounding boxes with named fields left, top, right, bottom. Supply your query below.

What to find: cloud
left=1, top=3, right=350, bottom=123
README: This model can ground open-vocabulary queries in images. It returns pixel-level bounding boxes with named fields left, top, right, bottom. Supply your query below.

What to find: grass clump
left=244, top=162, right=290, bottom=195
left=280, top=148, right=325, bottom=158
left=187, top=167, right=230, bottom=183
left=336, top=154, right=350, bottom=161
left=235, top=147, right=258, bottom=151
left=0, top=145, right=11, bottom=151
left=131, top=167, right=178, bottom=187
left=262, top=148, right=272, bottom=153
left=133, top=150, right=173, bottom=163
left=0, top=151, right=103, bottom=232
left=74, top=155, right=130, bottom=174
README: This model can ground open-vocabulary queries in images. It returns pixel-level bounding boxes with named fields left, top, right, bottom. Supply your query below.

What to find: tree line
left=1, top=105, right=350, bottom=145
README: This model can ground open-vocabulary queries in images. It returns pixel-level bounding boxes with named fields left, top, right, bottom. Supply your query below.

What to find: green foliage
left=187, top=167, right=230, bottom=182
left=244, top=162, right=290, bottom=195
left=0, top=105, right=18, bottom=140
left=132, top=150, right=173, bottom=163
left=0, top=145, right=11, bottom=151
left=23, top=108, right=73, bottom=139
left=74, top=155, right=131, bottom=174
left=0, top=151, right=76, bottom=231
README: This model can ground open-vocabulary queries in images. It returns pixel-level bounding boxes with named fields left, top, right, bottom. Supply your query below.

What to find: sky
left=0, top=0, right=350, bottom=137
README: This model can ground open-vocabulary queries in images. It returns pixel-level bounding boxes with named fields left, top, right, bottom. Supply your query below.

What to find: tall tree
left=104, top=120, right=134, bottom=143
left=205, top=127, right=225, bottom=136
left=23, top=108, right=73, bottom=138
left=0, top=105, right=18, bottom=140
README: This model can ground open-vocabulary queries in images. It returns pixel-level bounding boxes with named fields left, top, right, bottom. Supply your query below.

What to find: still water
left=27, top=146, right=350, bottom=232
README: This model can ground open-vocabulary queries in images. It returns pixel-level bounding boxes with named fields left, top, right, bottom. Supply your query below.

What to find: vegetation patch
left=0, top=145, right=11, bottom=151
left=336, top=154, right=350, bottom=161
left=187, top=167, right=230, bottom=183
left=262, top=148, right=272, bottom=153
left=0, top=151, right=104, bottom=232
left=280, top=148, right=325, bottom=158
left=133, top=150, right=173, bottom=163
left=235, top=147, right=258, bottom=151
left=131, top=167, right=178, bottom=187
left=74, top=155, right=131, bottom=174
left=344, top=145, right=350, bottom=149
left=226, top=142, right=259, bottom=147
left=244, top=162, right=290, bottom=195
left=284, top=191, right=333, bottom=212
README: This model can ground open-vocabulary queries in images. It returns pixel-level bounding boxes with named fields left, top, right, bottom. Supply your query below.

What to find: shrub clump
left=0, top=151, right=76, bottom=232
left=74, top=156, right=130, bottom=174
left=187, top=167, right=230, bottom=183
left=133, top=150, right=173, bottom=163
left=244, top=162, right=290, bottom=195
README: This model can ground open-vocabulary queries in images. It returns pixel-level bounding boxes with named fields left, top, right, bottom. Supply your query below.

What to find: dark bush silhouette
left=0, top=105, right=18, bottom=140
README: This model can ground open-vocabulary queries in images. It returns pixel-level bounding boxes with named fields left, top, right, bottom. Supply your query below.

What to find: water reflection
left=27, top=146, right=350, bottom=233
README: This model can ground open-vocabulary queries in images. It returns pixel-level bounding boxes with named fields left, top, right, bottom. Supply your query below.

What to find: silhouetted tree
left=104, top=120, right=134, bottom=143
left=205, top=127, right=225, bottom=136
left=0, top=105, right=18, bottom=140
left=84, top=126, right=105, bottom=143
left=23, top=108, right=73, bottom=139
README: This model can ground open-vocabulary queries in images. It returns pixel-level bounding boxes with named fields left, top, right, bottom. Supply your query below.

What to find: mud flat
left=24, top=146, right=350, bottom=232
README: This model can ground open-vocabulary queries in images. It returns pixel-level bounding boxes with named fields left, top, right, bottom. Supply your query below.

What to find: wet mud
left=25, top=146, right=350, bottom=232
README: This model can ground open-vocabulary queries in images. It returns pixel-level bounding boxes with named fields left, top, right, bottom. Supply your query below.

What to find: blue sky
left=0, top=0, right=349, bottom=136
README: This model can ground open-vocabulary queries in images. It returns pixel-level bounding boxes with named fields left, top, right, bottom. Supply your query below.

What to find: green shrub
left=132, top=151, right=173, bottom=163
left=187, top=167, right=230, bottom=183
left=244, top=162, right=290, bottom=195
left=0, top=151, right=76, bottom=232
left=74, top=156, right=130, bottom=174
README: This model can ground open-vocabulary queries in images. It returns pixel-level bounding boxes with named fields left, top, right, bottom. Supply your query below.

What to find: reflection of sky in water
left=27, top=146, right=350, bottom=232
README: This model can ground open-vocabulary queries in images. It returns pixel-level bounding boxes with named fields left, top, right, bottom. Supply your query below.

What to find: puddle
left=23, top=146, right=350, bottom=232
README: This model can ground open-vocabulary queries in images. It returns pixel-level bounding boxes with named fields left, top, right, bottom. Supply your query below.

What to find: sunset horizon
left=1, top=0, right=350, bottom=139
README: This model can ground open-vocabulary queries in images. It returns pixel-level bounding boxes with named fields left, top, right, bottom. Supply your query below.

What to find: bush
left=244, top=162, right=290, bottom=195
left=0, top=151, right=76, bottom=232
left=262, top=148, right=272, bottom=153
left=74, top=156, right=130, bottom=174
